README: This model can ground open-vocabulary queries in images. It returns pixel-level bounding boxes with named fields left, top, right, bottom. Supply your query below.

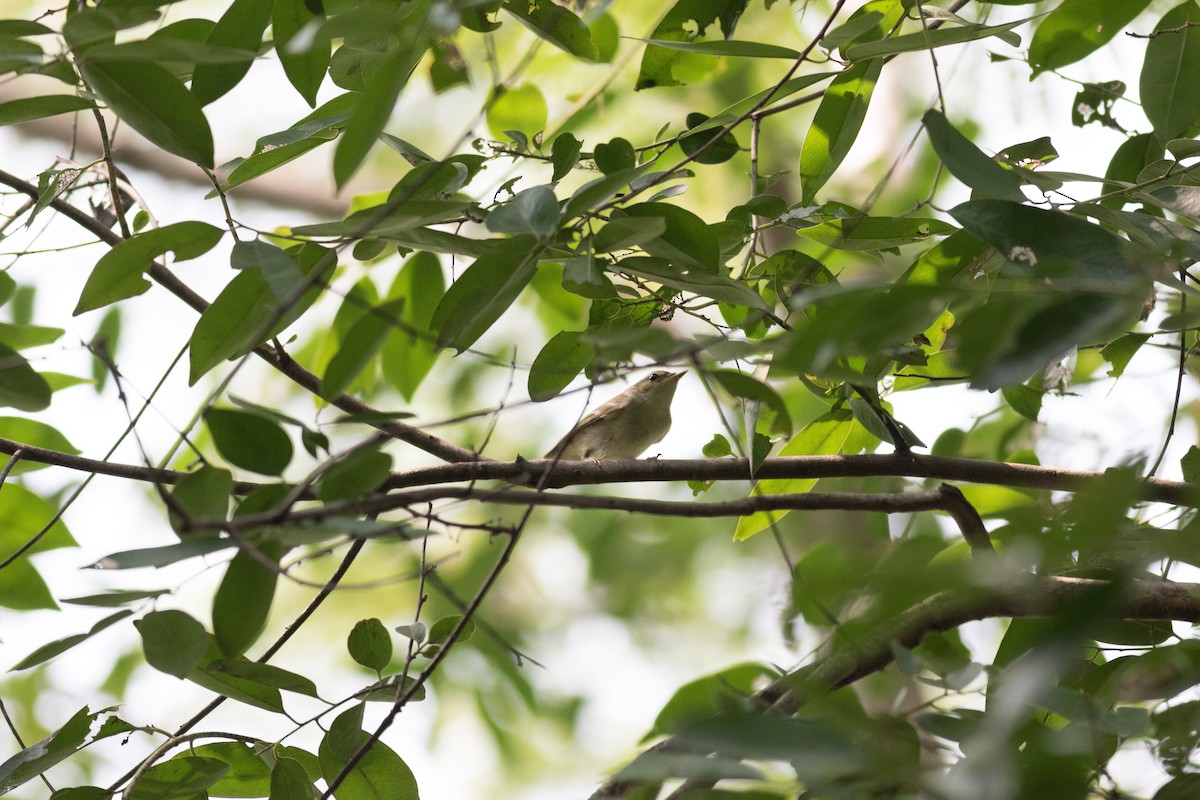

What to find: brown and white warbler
left=544, top=370, right=685, bottom=460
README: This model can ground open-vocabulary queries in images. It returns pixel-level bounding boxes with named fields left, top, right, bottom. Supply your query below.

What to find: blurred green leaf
left=503, top=0, right=597, bottom=61
left=75, top=222, right=224, bottom=315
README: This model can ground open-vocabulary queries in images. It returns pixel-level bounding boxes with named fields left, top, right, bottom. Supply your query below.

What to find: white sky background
left=0, top=1, right=1196, bottom=798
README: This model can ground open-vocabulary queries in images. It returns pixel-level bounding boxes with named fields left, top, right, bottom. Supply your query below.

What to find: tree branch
left=591, top=576, right=1200, bottom=799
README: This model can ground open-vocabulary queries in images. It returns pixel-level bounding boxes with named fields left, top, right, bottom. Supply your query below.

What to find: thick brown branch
left=0, top=437, right=1194, bottom=513
left=591, top=576, right=1200, bottom=799
left=387, top=455, right=1198, bottom=507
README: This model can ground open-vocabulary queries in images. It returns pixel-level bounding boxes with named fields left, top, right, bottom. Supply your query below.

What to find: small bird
left=544, top=370, right=686, bottom=460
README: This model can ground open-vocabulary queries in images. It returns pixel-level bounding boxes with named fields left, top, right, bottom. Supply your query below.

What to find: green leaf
left=189, top=243, right=332, bottom=383
left=486, top=83, right=547, bottom=140
left=922, top=110, right=1026, bottom=202
left=270, top=757, right=315, bottom=799
left=550, top=132, right=582, bottom=181
left=205, top=407, right=294, bottom=476
left=593, top=137, right=636, bottom=174
left=708, top=369, right=792, bottom=435
left=230, top=239, right=304, bottom=301
left=187, top=742, right=270, bottom=798
left=635, top=0, right=751, bottom=89
left=529, top=330, right=594, bottom=401
left=213, top=543, right=285, bottom=656
left=954, top=292, right=1132, bottom=390
left=615, top=257, right=769, bottom=312
left=168, top=465, right=232, bottom=534
left=0, top=707, right=97, bottom=793
left=0, top=417, right=78, bottom=475
left=562, top=250, right=617, bottom=299
left=622, top=202, right=720, bottom=271
left=207, top=658, right=317, bottom=697
left=431, top=235, right=543, bottom=352
left=322, top=298, right=406, bottom=398
left=795, top=214, right=957, bottom=251
left=0, top=322, right=64, bottom=351
left=273, top=0, right=330, bottom=106
left=703, top=434, right=732, bottom=457
left=78, top=60, right=214, bottom=167
left=799, top=59, right=883, bottom=204
left=648, top=662, right=779, bottom=738
left=950, top=200, right=1148, bottom=286
left=594, top=216, right=669, bottom=253
left=10, top=611, right=132, bottom=670
left=679, top=112, right=739, bottom=165
left=735, top=411, right=870, bottom=540
left=62, top=589, right=168, bottom=607
left=1101, top=333, right=1151, bottom=378
left=0, top=342, right=50, bottom=411
left=486, top=186, right=561, bottom=238
left=348, top=618, right=393, bottom=672
left=1029, top=0, right=1150, bottom=74
left=334, top=23, right=430, bottom=187
left=189, top=0, right=272, bottom=104
left=502, top=0, right=598, bottom=61
left=428, top=614, right=475, bottom=645
left=0, top=95, right=93, bottom=126
left=291, top=199, right=474, bottom=238
left=1182, top=446, right=1200, bottom=484
left=319, top=705, right=419, bottom=800
left=91, top=534, right=232, bottom=570
left=634, top=37, right=800, bottom=58
left=189, top=650, right=285, bottom=713
left=318, top=447, right=393, bottom=502
left=1142, top=1, right=1200, bottom=145
left=382, top=252, right=443, bottom=401
left=135, top=609, right=210, bottom=679
left=1002, top=383, right=1043, bottom=421
left=843, top=16, right=1030, bottom=61
left=75, top=222, right=225, bottom=315
left=128, top=757, right=229, bottom=800
left=1102, top=133, right=1162, bottom=208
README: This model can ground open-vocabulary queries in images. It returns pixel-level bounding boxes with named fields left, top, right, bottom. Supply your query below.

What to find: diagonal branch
left=590, top=576, right=1200, bottom=799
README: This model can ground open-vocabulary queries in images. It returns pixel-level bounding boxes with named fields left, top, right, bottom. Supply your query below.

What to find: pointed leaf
left=10, top=611, right=132, bottom=670
left=503, top=0, right=598, bottom=61
left=0, top=95, right=94, bottom=126
left=923, top=110, right=1026, bottom=201
left=205, top=407, right=294, bottom=475
left=1030, top=0, right=1151, bottom=74
left=1142, top=1, right=1200, bottom=144
left=189, top=0, right=273, bottom=105
left=636, top=0, right=751, bottom=89
left=322, top=299, right=406, bottom=398
left=79, top=60, right=214, bottom=167
left=319, top=706, right=419, bottom=800
left=0, top=342, right=50, bottom=411
left=529, top=330, right=594, bottom=401
left=75, top=222, right=224, bottom=315
left=431, top=235, right=543, bottom=352
left=485, top=186, right=561, bottom=238
left=135, top=609, right=209, bottom=679
left=273, top=0, right=330, bottom=106
left=382, top=252, right=443, bottom=401
left=333, top=26, right=429, bottom=187
left=799, top=59, right=883, bottom=204
left=213, top=544, right=285, bottom=656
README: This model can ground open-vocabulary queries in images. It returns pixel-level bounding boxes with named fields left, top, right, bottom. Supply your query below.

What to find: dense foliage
left=3, top=0, right=1200, bottom=798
